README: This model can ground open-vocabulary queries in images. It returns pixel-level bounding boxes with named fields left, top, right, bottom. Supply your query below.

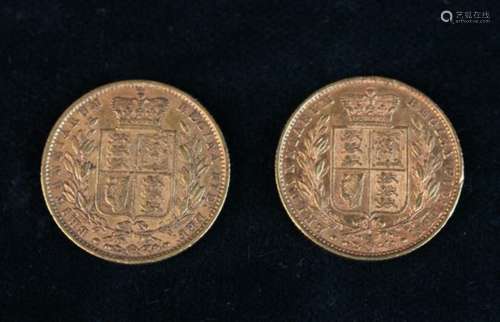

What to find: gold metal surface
left=276, top=76, right=464, bottom=260
left=41, top=80, right=230, bottom=264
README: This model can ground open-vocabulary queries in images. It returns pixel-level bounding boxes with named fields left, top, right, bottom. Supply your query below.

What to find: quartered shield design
left=96, top=128, right=176, bottom=219
left=331, top=127, right=408, bottom=217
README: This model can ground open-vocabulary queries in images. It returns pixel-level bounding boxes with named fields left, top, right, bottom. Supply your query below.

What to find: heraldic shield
left=330, top=88, right=409, bottom=218
left=95, top=90, right=176, bottom=219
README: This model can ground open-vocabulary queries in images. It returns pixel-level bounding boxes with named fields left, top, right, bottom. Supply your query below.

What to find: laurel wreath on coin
left=294, top=112, right=444, bottom=243
left=369, top=115, right=444, bottom=250
left=295, top=113, right=359, bottom=232
left=375, top=116, right=444, bottom=235
left=295, top=114, right=330, bottom=210
left=61, top=119, right=211, bottom=255
left=61, top=125, right=104, bottom=227
left=175, top=120, right=210, bottom=220
left=60, top=122, right=132, bottom=252
left=409, top=117, right=443, bottom=213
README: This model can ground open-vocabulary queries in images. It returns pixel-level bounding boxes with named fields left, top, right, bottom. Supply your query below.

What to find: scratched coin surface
left=41, top=80, right=230, bottom=264
left=276, top=77, right=463, bottom=260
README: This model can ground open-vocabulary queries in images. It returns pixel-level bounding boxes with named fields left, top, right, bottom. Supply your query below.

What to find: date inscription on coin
left=41, top=81, right=230, bottom=264
left=276, top=77, right=463, bottom=260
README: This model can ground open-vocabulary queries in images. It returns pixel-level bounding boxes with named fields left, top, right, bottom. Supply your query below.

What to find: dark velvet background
left=1, top=1, right=499, bottom=321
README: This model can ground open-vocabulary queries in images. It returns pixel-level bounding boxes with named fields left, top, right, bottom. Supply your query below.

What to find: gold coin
left=276, top=76, right=464, bottom=260
left=41, top=80, right=230, bottom=264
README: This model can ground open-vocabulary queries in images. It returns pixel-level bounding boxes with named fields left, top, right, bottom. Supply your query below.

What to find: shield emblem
left=95, top=128, right=176, bottom=219
left=331, top=127, right=408, bottom=217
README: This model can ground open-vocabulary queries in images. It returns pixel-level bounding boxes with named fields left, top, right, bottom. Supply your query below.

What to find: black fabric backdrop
left=1, top=1, right=499, bottom=321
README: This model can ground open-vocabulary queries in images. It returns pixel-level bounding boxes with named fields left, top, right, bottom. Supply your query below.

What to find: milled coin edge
left=41, top=80, right=231, bottom=264
left=275, top=76, right=464, bottom=261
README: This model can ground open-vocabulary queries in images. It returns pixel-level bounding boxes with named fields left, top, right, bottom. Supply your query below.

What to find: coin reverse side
left=276, top=77, right=463, bottom=260
left=41, top=80, right=230, bottom=264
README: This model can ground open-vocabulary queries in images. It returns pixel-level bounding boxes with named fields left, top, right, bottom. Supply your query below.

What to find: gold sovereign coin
left=275, top=76, right=463, bottom=260
left=41, top=80, right=230, bottom=264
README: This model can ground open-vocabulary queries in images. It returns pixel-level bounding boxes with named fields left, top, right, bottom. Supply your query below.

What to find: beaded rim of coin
left=275, top=76, right=464, bottom=260
left=41, top=80, right=230, bottom=264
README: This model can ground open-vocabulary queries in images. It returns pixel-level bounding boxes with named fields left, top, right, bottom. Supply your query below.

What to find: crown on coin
left=340, top=88, right=400, bottom=124
left=112, top=87, right=168, bottom=127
